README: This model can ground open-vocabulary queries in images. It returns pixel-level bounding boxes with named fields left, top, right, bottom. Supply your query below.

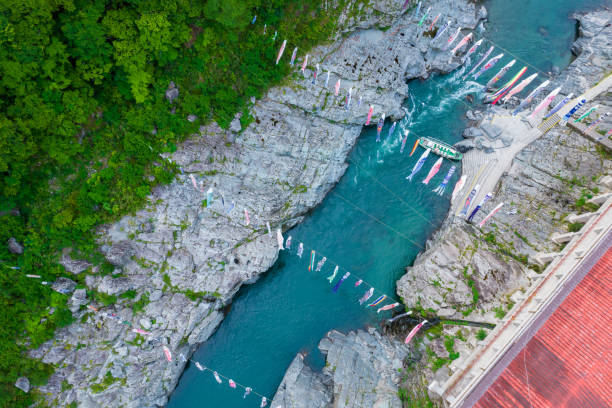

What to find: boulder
left=98, top=276, right=133, bottom=296
left=52, top=277, right=77, bottom=295
left=69, top=289, right=88, bottom=313
left=466, top=110, right=483, bottom=122
left=165, top=82, right=179, bottom=103
left=15, top=377, right=30, bottom=393
left=481, top=123, right=502, bottom=139
left=102, top=241, right=136, bottom=267
left=8, top=237, right=23, bottom=254
left=229, top=113, right=242, bottom=133
left=271, top=353, right=332, bottom=408
left=60, top=251, right=92, bottom=275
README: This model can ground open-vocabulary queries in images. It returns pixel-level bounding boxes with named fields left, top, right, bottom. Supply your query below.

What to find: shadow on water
left=168, top=1, right=610, bottom=406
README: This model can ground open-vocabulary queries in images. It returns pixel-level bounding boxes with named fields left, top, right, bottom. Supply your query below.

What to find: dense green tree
left=0, top=0, right=358, bottom=405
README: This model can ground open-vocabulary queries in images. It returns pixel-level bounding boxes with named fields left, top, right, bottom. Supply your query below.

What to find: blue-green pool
left=168, top=0, right=609, bottom=406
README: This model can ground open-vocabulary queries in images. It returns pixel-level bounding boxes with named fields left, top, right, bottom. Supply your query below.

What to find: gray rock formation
left=561, top=10, right=612, bottom=95
left=8, top=237, right=24, bottom=254
left=15, top=377, right=30, bottom=393
left=60, top=251, right=93, bottom=275
left=165, top=82, right=179, bottom=103
left=33, top=0, right=485, bottom=407
left=272, top=328, right=408, bottom=408
left=454, top=139, right=476, bottom=153
left=51, top=277, right=77, bottom=295
left=272, top=353, right=332, bottom=408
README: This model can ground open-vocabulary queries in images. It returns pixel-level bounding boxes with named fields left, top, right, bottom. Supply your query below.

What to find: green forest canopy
left=0, top=0, right=360, bottom=405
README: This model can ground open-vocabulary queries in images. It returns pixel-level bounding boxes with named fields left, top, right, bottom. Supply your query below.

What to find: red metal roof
left=474, top=246, right=612, bottom=408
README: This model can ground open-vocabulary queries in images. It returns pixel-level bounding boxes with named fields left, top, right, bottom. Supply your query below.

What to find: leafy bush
left=476, top=329, right=488, bottom=341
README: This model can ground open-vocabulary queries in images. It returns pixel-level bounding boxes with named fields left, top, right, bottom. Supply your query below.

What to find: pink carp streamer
left=290, top=47, right=298, bottom=65
left=405, top=320, right=428, bottom=344
left=163, top=346, right=172, bottom=362
left=422, top=157, right=443, bottom=185
left=377, top=302, right=400, bottom=313
left=301, top=54, right=308, bottom=73
left=189, top=174, right=200, bottom=191
left=229, top=379, right=237, bottom=389
left=429, top=13, right=441, bottom=31
left=530, top=87, right=561, bottom=118
left=400, top=130, right=409, bottom=153
left=501, top=73, right=538, bottom=103
left=275, top=40, right=287, bottom=64
left=478, top=202, right=504, bottom=228
left=451, top=33, right=472, bottom=55
left=334, top=79, right=341, bottom=96
left=366, top=105, right=374, bottom=125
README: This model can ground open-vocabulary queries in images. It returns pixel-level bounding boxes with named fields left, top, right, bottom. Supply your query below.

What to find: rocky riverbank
left=30, top=1, right=485, bottom=407
left=272, top=8, right=611, bottom=408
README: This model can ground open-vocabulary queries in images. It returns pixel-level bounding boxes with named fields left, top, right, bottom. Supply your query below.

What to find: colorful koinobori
left=465, top=46, right=494, bottom=79
left=486, top=59, right=515, bottom=89
left=560, top=98, right=587, bottom=125
left=513, top=80, right=551, bottom=116
left=473, top=53, right=503, bottom=80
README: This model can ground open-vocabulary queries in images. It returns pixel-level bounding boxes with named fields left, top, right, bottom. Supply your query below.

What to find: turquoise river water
left=168, top=0, right=610, bottom=406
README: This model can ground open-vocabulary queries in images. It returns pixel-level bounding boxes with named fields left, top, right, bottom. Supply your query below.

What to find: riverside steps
left=451, top=73, right=612, bottom=218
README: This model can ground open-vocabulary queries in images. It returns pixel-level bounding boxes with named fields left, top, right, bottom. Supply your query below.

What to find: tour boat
left=418, top=137, right=463, bottom=161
